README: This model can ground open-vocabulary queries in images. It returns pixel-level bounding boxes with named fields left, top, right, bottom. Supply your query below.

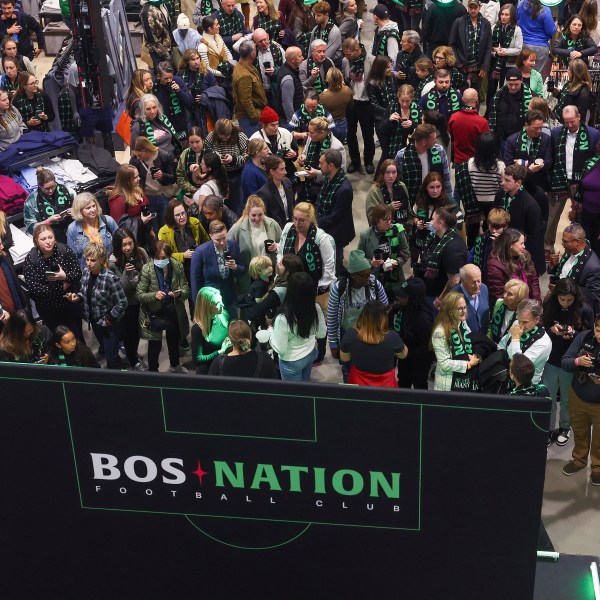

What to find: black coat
left=449, top=15, right=493, bottom=73
left=316, top=177, right=355, bottom=248
left=129, top=149, right=176, bottom=191
left=256, top=178, right=295, bottom=229
left=367, top=79, right=396, bottom=124
left=493, top=187, right=545, bottom=275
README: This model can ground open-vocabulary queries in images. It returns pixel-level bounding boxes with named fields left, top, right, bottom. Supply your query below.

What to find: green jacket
left=136, top=258, right=190, bottom=342
left=158, top=218, right=209, bottom=263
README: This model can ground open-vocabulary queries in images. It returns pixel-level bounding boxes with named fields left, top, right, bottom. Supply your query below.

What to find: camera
left=581, top=341, right=600, bottom=374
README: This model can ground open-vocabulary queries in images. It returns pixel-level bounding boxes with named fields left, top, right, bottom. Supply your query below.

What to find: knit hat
left=177, top=14, right=190, bottom=29
left=260, top=106, right=280, bottom=124
left=505, top=67, right=523, bottom=81
left=347, top=250, right=372, bottom=274
left=392, top=278, right=426, bottom=300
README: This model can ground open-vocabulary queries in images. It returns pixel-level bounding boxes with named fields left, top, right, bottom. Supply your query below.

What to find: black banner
left=0, top=364, right=550, bottom=599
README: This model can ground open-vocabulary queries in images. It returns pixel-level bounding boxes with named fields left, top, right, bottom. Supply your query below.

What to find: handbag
left=148, top=304, right=177, bottom=332
left=115, top=105, right=132, bottom=146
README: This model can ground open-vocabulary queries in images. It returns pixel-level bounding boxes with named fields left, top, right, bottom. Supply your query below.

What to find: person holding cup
left=227, top=195, right=282, bottom=294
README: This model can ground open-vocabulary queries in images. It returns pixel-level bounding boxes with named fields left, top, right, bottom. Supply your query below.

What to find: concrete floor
left=31, top=5, right=600, bottom=559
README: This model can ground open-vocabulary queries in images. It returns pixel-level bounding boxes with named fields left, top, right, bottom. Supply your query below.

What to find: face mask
left=154, top=258, right=169, bottom=268
left=428, top=221, right=436, bottom=233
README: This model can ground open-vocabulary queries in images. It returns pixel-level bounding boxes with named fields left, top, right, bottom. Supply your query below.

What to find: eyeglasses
left=41, top=184, right=56, bottom=193
left=455, top=306, right=468, bottom=312
left=174, top=212, right=187, bottom=219
left=28, top=80, right=39, bottom=85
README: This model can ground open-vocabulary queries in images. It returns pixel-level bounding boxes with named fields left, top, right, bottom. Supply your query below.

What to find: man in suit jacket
left=451, top=264, right=490, bottom=334
left=547, top=105, right=600, bottom=252
left=190, top=220, right=246, bottom=315
left=448, top=0, right=492, bottom=94
left=493, top=163, right=545, bottom=276
left=315, top=148, right=354, bottom=274
left=256, top=155, right=295, bottom=228
left=502, top=109, right=553, bottom=192
left=232, top=40, right=268, bottom=137
left=548, top=224, right=600, bottom=312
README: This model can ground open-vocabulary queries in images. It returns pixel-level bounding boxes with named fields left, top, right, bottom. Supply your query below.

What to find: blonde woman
left=228, top=195, right=282, bottom=293
left=432, top=291, right=480, bottom=392
left=241, top=138, right=270, bottom=199
left=66, top=192, right=119, bottom=268
left=191, top=285, right=230, bottom=374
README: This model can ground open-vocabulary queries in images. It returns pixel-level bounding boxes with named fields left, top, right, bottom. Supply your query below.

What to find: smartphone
left=59, top=209, right=70, bottom=217
left=171, top=288, right=183, bottom=294
left=150, top=166, right=160, bottom=175
left=224, top=252, right=233, bottom=262
left=45, top=270, right=58, bottom=276
left=264, top=61, right=271, bottom=69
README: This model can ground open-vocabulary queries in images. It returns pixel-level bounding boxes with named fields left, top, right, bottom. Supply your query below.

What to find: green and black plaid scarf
left=511, top=383, right=550, bottom=398
left=402, top=142, right=445, bottom=203
left=466, top=14, right=482, bottom=65
left=555, top=82, right=572, bottom=123
left=454, top=162, right=480, bottom=224
left=563, top=34, right=587, bottom=65
left=308, top=56, right=326, bottom=92
left=424, top=87, right=462, bottom=115
left=178, top=68, right=205, bottom=97
left=574, top=155, right=600, bottom=204
left=283, top=223, right=323, bottom=276
left=423, top=228, right=458, bottom=280
left=551, top=124, right=591, bottom=191
left=184, top=147, right=203, bottom=183
left=450, top=321, right=478, bottom=391
left=217, top=7, right=245, bottom=38
left=388, top=100, right=421, bottom=157
left=317, top=169, right=345, bottom=217
left=450, top=67, right=467, bottom=91
left=348, top=43, right=367, bottom=80
left=1, top=74, right=17, bottom=96
left=372, top=27, right=401, bottom=56
left=416, top=74, right=434, bottom=97
left=519, top=325, right=545, bottom=353
left=489, top=84, right=532, bottom=133
left=256, top=13, right=281, bottom=41
left=36, top=184, right=72, bottom=220
left=489, top=300, right=516, bottom=343
left=299, top=102, right=326, bottom=131
left=313, top=19, right=334, bottom=45
left=382, top=78, right=395, bottom=107
left=497, top=186, right=522, bottom=212
left=197, top=0, right=213, bottom=17
left=491, top=24, right=515, bottom=74
left=254, top=41, right=284, bottom=71
left=514, top=128, right=541, bottom=164
left=15, top=93, right=49, bottom=131
left=302, top=133, right=332, bottom=201
left=549, top=244, right=593, bottom=281
left=374, top=223, right=405, bottom=260
left=381, top=182, right=410, bottom=224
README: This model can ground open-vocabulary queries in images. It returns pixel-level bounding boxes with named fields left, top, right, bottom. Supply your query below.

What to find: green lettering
left=313, top=467, right=327, bottom=493
left=370, top=471, right=400, bottom=498
left=331, top=469, right=364, bottom=496
left=250, top=464, right=282, bottom=491
left=280, top=465, right=309, bottom=492
left=213, top=461, right=245, bottom=488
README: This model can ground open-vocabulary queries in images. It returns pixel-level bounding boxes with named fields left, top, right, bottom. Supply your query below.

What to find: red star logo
left=192, top=460, right=208, bottom=486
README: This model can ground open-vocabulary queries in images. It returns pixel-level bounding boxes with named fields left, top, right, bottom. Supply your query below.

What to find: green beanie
left=347, top=249, right=371, bottom=274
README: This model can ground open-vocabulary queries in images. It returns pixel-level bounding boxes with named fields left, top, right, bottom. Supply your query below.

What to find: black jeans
left=147, top=320, right=181, bottom=372
left=119, top=304, right=141, bottom=367
left=581, top=210, right=600, bottom=257
left=375, top=121, right=391, bottom=175
left=347, top=101, right=375, bottom=168
left=397, top=349, right=434, bottom=389
left=38, top=304, right=84, bottom=342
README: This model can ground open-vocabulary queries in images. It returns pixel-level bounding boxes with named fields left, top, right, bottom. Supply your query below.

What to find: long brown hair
left=415, top=172, right=448, bottom=212
left=0, top=309, right=38, bottom=359
left=354, top=301, right=388, bottom=344
left=568, top=58, right=592, bottom=92
left=178, top=48, right=208, bottom=75
left=490, top=228, right=535, bottom=276
left=112, top=164, right=144, bottom=207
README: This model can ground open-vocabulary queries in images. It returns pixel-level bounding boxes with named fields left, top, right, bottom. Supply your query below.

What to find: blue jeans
left=541, top=362, right=573, bottom=430
left=279, top=347, right=318, bottom=382
left=147, top=194, right=170, bottom=234
left=237, top=118, right=260, bottom=138
left=334, top=118, right=348, bottom=144
left=92, top=322, right=121, bottom=369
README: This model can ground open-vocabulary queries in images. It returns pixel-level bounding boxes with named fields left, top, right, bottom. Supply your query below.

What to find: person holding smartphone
left=561, top=314, right=600, bottom=486
left=12, top=72, right=54, bottom=133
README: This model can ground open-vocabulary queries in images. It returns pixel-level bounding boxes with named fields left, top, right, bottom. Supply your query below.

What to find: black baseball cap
left=505, top=67, right=523, bottom=81
left=370, top=3, right=389, bottom=19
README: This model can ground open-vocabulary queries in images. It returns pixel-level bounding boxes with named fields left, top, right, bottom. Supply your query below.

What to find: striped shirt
left=468, top=158, right=505, bottom=203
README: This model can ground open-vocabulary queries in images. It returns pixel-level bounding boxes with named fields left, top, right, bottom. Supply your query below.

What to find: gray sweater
left=562, top=329, right=600, bottom=403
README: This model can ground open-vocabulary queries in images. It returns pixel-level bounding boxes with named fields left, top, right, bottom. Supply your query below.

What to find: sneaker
left=547, top=432, right=555, bottom=448
left=591, top=472, right=600, bottom=486
left=555, top=428, right=571, bottom=446
left=562, top=461, right=586, bottom=476
left=169, top=364, right=189, bottom=374
left=132, top=361, right=148, bottom=372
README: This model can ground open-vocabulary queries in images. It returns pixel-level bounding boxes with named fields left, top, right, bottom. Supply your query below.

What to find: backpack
left=0, top=175, right=27, bottom=216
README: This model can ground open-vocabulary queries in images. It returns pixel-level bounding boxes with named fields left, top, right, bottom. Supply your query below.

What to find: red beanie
left=260, top=106, right=279, bottom=124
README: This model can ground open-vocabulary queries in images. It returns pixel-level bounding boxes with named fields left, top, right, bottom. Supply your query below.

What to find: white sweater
left=270, top=305, right=327, bottom=361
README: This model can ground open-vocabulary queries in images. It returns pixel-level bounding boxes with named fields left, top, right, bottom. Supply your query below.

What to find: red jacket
left=448, top=108, right=490, bottom=165
left=485, top=256, right=542, bottom=308
left=108, top=194, right=149, bottom=222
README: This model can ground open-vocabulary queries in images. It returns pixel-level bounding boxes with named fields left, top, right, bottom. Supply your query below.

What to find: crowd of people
left=0, top=0, right=600, bottom=483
